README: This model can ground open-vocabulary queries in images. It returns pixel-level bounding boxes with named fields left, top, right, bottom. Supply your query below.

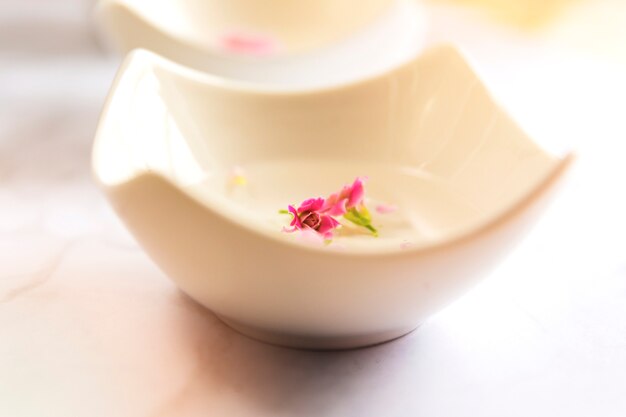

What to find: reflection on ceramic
left=95, top=0, right=426, bottom=88
left=92, top=45, right=573, bottom=349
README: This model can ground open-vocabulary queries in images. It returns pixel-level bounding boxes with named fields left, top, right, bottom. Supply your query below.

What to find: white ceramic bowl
left=93, top=45, right=572, bottom=349
left=95, top=0, right=426, bottom=88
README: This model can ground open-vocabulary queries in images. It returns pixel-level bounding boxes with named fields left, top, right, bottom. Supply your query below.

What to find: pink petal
left=296, top=228, right=325, bottom=245
left=338, top=184, right=352, bottom=200
left=298, top=197, right=325, bottom=213
left=326, top=199, right=347, bottom=216
left=317, top=215, right=340, bottom=235
left=347, top=177, right=365, bottom=208
left=375, top=203, right=397, bottom=214
left=219, top=32, right=278, bottom=56
left=288, top=205, right=302, bottom=228
left=322, top=193, right=338, bottom=212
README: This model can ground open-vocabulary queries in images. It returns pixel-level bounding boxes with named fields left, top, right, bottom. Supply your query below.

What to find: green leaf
left=278, top=209, right=290, bottom=215
left=344, top=207, right=378, bottom=237
left=343, top=208, right=365, bottom=226
left=364, top=224, right=378, bottom=237
left=360, top=205, right=372, bottom=222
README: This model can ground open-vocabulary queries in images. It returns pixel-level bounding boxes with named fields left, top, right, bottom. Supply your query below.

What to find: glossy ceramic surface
left=92, top=45, right=572, bottom=349
left=95, top=0, right=426, bottom=88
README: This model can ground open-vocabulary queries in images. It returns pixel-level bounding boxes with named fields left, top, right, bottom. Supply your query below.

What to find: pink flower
left=281, top=176, right=379, bottom=239
left=322, top=177, right=366, bottom=216
left=218, top=32, right=278, bottom=56
left=284, top=197, right=340, bottom=239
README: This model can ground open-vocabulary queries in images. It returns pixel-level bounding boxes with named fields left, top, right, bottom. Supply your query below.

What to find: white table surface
left=1, top=1, right=625, bottom=416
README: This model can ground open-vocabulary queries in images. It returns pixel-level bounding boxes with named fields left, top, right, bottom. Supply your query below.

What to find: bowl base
left=216, top=315, right=419, bottom=350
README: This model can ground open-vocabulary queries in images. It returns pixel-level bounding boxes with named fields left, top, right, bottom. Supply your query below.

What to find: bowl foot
left=215, top=315, right=419, bottom=350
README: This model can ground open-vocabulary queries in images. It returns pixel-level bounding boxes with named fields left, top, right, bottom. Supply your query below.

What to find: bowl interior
left=94, top=46, right=561, bottom=252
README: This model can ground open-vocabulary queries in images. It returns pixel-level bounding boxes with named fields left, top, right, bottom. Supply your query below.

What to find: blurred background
left=1, top=1, right=625, bottom=416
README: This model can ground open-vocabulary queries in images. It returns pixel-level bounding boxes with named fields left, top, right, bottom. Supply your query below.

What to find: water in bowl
left=186, top=159, right=482, bottom=251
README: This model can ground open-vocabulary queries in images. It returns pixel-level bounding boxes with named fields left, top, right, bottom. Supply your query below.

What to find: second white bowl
left=95, top=0, right=426, bottom=88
